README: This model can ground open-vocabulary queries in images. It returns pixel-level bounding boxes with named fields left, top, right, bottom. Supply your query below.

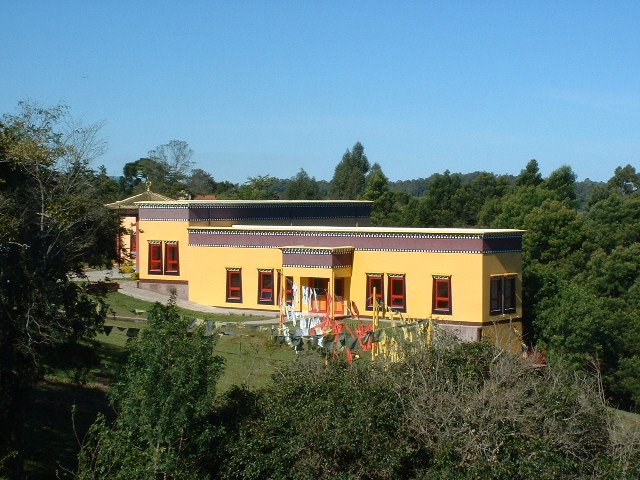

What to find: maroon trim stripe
left=189, top=230, right=522, bottom=253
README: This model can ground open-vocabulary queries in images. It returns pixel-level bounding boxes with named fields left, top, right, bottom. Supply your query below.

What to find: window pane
left=165, top=244, right=179, bottom=273
left=504, top=277, right=516, bottom=311
left=258, top=271, right=274, bottom=304
left=391, top=279, right=403, bottom=295
left=227, top=270, right=242, bottom=302
left=490, top=277, right=503, bottom=313
left=432, top=277, right=451, bottom=314
left=366, top=274, right=384, bottom=309
left=149, top=244, right=162, bottom=273
left=437, top=280, right=449, bottom=298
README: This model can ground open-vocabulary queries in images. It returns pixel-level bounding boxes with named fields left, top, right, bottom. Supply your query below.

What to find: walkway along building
left=132, top=199, right=524, bottom=351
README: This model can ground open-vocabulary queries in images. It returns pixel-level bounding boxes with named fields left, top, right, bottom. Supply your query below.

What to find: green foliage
left=120, top=140, right=195, bottom=197
left=607, top=164, right=640, bottom=196
left=285, top=168, right=322, bottom=200
left=363, top=163, right=403, bottom=225
left=583, top=191, right=640, bottom=253
left=398, top=171, right=511, bottom=228
left=544, top=164, right=577, bottom=202
left=186, top=168, right=217, bottom=196
left=78, top=300, right=225, bottom=479
left=0, top=102, right=117, bottom=477
left=215, top=341, right=636, bottom=479
left=237, top=175, right=279, bottom=200
left=330, top=142, right=370, bottom=199
left=515, top=158, right=543, bottom=187
left=219, top=354, right=421, bottom=480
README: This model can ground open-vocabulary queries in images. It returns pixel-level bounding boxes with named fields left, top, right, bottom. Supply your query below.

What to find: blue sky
left=2, top=1, right=639, bottom=183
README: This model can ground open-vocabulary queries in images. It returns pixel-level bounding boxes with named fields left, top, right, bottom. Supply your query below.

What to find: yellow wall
left=482, top=319, right=524, bottom=354
left=188, top=245, right=283, bottom=310
left=138, top=219, right=191, bottom=282
left=186, top=245, right=494, bottom=323
left=349, top=250, right=485, bottom=323
left=138, top=219, right=522, bottom=329
left=482, top=252, right=523, bottom=323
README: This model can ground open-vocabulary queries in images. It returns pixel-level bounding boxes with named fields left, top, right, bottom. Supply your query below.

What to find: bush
left=78, top=298, right=224, bottom=480
left=216, top=339, right=640, bottom=480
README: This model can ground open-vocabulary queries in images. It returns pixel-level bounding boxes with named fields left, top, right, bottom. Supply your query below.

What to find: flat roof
left=136, top=199, right=373, bottom=206
left=187, top=224, right=524, bottom=235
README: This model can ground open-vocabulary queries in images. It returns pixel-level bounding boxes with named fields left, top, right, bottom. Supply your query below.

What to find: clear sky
left=2, top=1, right=639, bottom=183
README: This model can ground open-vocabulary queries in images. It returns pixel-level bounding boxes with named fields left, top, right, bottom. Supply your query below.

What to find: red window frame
left=258, top=270, right=274, bottom=305
left=148, top=243, right=163, bottom=274
left=432, top=276, right=452, bottom=314
left=164, top=243, right=179, bottom=275
left=226, top=269, right=242, bottom=303
left=366, top=274, right=384, bottom=310
left=387, top=275, right=406, bottom=312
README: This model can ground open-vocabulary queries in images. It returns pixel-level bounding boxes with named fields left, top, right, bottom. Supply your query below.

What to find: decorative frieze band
left=188, top=229, right=522, bottom=254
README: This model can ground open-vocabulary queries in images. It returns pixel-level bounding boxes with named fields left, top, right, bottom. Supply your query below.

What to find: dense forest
left=2, top=103, right=640, bottom=478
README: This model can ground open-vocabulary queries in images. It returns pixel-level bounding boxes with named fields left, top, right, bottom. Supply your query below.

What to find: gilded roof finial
left=146, top=181, right=152, bottom=192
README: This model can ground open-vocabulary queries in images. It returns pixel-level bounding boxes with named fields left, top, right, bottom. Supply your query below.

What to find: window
left=432, top=276, right=452, bottom=314
left=490, top=275, right=517, bottom=315
left=148, top=242, right=163, bottom=274
left=226, top=269, right=242, bottom=303
left=387, top=275, right=406, bottom=312
left=164, top=242, right=179, bottom=275
left=504, top=276, right=516, bottom=313
left=366, top=274, right=384, bottom=310
left=257, top=269, right=274, bottom=305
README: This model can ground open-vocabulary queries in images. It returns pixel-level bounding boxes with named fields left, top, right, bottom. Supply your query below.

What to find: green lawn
left=23, top=316, right=294, bottom=479
left=103, top=291, right=272, bottom=322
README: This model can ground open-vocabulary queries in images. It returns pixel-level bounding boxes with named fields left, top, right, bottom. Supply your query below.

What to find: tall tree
left=516, top=159, right=543, bottom=187
left=330, top=142, right=370, bottom=199
left=237, top=175, right=279, bottom=200
left=147, top=139, right=194, bottom=190
left=120, top=157, right=170, bottom=195
left=363, top=163, right=397, bottom=225
left=285, top=169, right=321, bottom=200
left=0, top=102, right=117, bottom=477
left=544, top=165, right=577, bottom=202
left=606, top=164, right=640, bottom=196
left=186, top=168, right=217, bottom=197
left=400, top=170, right=463, bottom=227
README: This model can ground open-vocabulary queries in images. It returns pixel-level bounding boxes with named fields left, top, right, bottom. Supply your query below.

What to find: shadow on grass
left=23, top=341, right=128, bottom=479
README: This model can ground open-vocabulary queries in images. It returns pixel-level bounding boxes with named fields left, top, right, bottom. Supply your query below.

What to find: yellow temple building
left=122, top=199, right=524, bottom=350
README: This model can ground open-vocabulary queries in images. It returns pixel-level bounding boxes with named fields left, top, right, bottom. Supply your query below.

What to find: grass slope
left=23, top=310, right=294, bottom=479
